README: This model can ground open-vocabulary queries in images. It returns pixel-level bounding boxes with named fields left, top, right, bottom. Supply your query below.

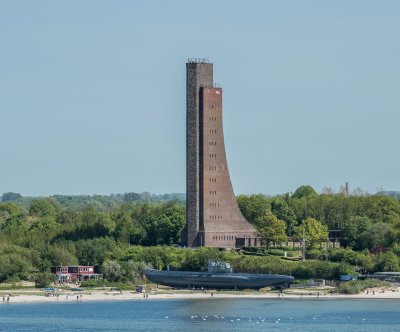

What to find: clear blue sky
left=1, top=0, right=399, bottom=196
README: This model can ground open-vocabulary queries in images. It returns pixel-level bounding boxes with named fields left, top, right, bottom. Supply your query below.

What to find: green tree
left=34, top=272, right=56, bottom=288
left=112, top=205, right=146, bottom=245
left=294, top=217, right=328, bottom=248
left=0, top=202, right=27, bottom=228
left=157, top=202, right=185, bottom=245
left=271, top=199, right=298, bottom=236
left=341, top=216, right=372, bottom=249
left=292, top=185, right=318, bottom=199
left=237, top=194, right=271, bottom=225
left=80, top=206, right=116, bottom=239
left=255, top=211, right=287, bottom=248
left=0, top=251, right=32, bottom=282
left=123, top=192, right=141, bottom=201
left=30, top=216, right=58, bottom=231
left=29, top=199, right=58, bottom=218
left=57, top=210, right=81, bottom=224
left=365, top=196, right=400, bottom=224
left=375, top=251, right=399, bottom=272
left=102, top=260, right=125, bottom=282
left=123, top=260, right=152, bottom=282
left=75, top=237, right=116, bottom=267
left=49, top=246, right=78, bottom=266
left=141, top=202, right=185, bottom=246
left=1, top=192, right=22, bottom=202
left=359, top=222, right=396, bottom=251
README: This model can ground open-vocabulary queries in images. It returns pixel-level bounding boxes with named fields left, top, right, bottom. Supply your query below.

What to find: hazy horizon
left=1, top=1, right=399, bottom=196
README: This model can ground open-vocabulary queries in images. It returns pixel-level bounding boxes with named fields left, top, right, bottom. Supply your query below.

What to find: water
left=1, top=298, right=400, bottom=331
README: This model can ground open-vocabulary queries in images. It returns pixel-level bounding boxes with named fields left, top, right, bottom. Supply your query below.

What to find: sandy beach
left=1, top=287, right=400, bottom=304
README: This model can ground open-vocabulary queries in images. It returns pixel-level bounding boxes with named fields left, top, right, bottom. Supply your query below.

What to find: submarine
left=144, top=260, right=294, bottom=290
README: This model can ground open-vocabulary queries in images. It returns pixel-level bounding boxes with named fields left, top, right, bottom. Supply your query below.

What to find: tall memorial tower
left=186, top=59, right=257, bottom=248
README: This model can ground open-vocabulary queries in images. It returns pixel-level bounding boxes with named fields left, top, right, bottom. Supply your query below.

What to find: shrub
left=80, top=279, right=133, bottom=290
left=34, top=272, right=56, bottom=288
left=267, top=249, right=285, bottom=256
left=337, top=281, right=362, bottom=294
left=307, top=249, right=326, bottom=260
left=337, top=279, right=391, bottom=294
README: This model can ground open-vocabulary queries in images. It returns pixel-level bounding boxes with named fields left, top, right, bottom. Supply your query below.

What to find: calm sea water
left=1, top=298, right=400, bottom=331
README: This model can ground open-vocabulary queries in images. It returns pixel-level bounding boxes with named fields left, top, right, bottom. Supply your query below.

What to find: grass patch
left=80, top=280, right=135, bottom=290
left=336, top=279, right=392, bottom=294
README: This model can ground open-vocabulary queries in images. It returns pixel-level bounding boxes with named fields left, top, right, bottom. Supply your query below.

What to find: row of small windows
left=209, top=154, right=217, bottom=158
left=209, top=202, right=220, bottom=208
left=209, top=190, right=217, bottom=195
left=209, top=129, right=217, bottom=134
left=209, top=142, right=217, bottom=146
left=212, top=235, right=235, bottom=241
left=210, top=178, right=216, bottom=183
left=209, top=117, right=217, bottom=121
left=209, top=215, right=222, bottom=220
left=209, top=166, right=217, bottom=171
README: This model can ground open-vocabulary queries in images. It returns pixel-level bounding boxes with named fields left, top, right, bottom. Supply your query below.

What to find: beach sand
left=1, top=287, right=400, bottom=304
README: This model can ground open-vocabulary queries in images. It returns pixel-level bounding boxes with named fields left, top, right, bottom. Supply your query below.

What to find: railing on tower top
left=200, top=83, right=221, bottom=89
left=187, top=58, right=210, bottom=64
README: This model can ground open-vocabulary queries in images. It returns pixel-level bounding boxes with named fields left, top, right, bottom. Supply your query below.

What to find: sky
left=1, top=0, right=399, bottom=196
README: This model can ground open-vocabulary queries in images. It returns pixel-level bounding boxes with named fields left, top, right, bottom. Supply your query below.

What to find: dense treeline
left=1, top=186, right=400, bottom=285
left=237, top=185, right=400, bottom=251
left=1, top=192, right=185, bottom=211
left=0, top=199, right=185, bottom=282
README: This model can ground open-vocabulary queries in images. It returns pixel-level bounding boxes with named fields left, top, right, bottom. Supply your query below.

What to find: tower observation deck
left=185, top=60, right=257, bottom=248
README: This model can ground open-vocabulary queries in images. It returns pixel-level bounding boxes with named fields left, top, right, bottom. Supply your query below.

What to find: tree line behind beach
left=1, top=185, right=400, bottom=286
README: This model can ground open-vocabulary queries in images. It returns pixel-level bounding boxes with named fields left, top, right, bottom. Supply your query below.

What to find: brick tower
left=186, top=59, right=257, bottom=248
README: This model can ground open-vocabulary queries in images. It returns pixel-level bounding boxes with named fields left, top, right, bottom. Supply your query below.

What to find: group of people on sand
left=43, top=292, right=83, bottom=301
left=365, top=288, right=399, bottom=295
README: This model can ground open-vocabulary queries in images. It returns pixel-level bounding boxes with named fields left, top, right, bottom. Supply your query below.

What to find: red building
left=51, top=266, right=103, bottom=284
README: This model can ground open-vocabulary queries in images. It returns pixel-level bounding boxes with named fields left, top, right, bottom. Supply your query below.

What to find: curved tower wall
left=186, top=61, right=256, bottom=248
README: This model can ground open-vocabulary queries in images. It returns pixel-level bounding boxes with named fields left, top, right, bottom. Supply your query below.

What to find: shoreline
left=2, top=289, right=400, bottom=304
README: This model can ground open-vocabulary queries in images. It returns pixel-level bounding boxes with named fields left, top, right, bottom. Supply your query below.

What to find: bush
left=337, top=281, right=362, bottom=294
left=268, top=249, right=285, bottom=256
left=328, top=248, right=358, bottom=264
left=80, top=279, right=133, bottom=290
left=307, top=249, right=326, bottom=260
left=34, top=272, right=56, bottom=288
left=0, top=251, right=32, bottom=282
left=337, top=279, right=391, bottom=294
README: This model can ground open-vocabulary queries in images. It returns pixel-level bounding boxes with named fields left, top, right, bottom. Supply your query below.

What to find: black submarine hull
left=143, top=269, right=294, bottom=290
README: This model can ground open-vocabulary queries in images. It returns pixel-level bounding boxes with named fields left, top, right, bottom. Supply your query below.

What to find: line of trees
left=237, top=185, right=400, bottom=252
left=1, top=185, right=400, bottom=284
